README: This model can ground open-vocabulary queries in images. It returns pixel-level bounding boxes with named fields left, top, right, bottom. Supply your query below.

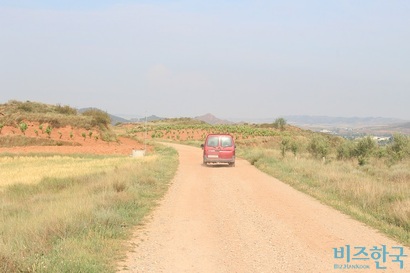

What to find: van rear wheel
left=229, top=162, right=235, bottom=167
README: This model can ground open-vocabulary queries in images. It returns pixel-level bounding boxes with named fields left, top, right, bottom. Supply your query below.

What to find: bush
left=353, top=136, right=377, bottom=166
left=82, top=109, right=111, bottom=129
left=19, top=122, right=28, bottom=135
left=56, top=104, right=77, bottom=115
left=16, top=101, right=34, bottom=112
left=354, top=136, right=376, bottom=157
left=308, top=135, right=329, bottom=159
left=45, top=126, right=52, bottom=138
left=290, top=141, right=299, bottom=156
left=388, top=133, right=410, bottom=161
left=337, top=140, right=355, bottom=160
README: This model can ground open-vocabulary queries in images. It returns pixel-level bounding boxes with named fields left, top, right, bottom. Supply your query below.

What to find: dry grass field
left=0, top=146, right=178, bottom=272
left=238, top=145, right=410, bottom=246
left=0, top=155, right=132, bottom=187
left=0, top=101, right=178, bottom=272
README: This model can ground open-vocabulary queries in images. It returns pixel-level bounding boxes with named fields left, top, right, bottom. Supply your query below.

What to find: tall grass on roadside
left=238, top=147, right=410, bottom=246
left=0, top=145, right=178, bottom=273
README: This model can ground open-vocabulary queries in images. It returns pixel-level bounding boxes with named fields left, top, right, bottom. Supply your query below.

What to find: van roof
left=206, top=133, right=232, bottom=135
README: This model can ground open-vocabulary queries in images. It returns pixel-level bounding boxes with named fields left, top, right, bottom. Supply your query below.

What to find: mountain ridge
left=194, top=113, right=234, bottom=125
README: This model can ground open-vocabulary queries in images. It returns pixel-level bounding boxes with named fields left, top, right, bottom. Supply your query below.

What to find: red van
left=201, top=134, right=236, bottom=166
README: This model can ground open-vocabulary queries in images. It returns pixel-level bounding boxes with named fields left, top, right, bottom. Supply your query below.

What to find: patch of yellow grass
left=0, top=156, right=138, bottom=187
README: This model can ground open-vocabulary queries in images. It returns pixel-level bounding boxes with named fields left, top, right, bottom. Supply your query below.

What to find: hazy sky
left=1, top=0, right=409, bottom=120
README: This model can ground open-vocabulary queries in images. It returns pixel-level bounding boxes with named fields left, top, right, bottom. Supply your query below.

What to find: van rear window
left=206, top=136, right=233, bottom=147
left=206, top=136, right=219, bottom=147
left=221, top=136, right=233, bottom=147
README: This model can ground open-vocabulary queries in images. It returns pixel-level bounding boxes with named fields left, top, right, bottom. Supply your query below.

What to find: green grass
left=0, top=144, right=178, bottom=272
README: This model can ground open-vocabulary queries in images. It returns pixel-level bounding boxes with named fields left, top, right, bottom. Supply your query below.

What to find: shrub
left=17, top=101, right=34, bottom=112
left=100, top=130, right=117, bottom=142
left=353, top=136, right=377, bottom=165
left=82, top=109, right=111, bottom=129
left=46, top=118, right=61, bottom=128
left=19, top=122, right=28, bottom=135
left=45, top=126, right=52, bottom=138
left=290, top=141, right=299, bottom=157
left=308, top=135, right=329, bottom=159
left=55, top=104, right=77, bottom=115
left=337, top=140, right=355, bottom=160
left=0, top=123, right=4, bottom=134
left=388, top=133, right=410, bottom=161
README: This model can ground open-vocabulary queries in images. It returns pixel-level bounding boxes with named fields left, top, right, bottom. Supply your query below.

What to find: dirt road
left=118, top=143, right=409, bottom=272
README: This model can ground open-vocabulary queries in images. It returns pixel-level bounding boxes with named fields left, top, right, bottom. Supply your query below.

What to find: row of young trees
left=278, top=131, right=410, bottom=166
left=302, top=134, right=410, bottom=165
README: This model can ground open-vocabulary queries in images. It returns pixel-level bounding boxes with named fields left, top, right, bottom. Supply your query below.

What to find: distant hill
left=195, top=113, right=234, bottom=125
left=109, top=114, right=130, bottom=125
left=130, top=115, right=165, bottom=123
left=279, top=116, right=409, bottom=136
left=393, top=122, right=410, bottom=129
left=283, top=115, right=405, bottom=128
left=358, top=122, right=410, bottom=135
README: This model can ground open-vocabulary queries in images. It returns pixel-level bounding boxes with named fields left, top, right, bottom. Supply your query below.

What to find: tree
left=353, top=136, right=377, bottom=165
left=290, top=141, right=299, bottom=157
left=280, top=138, right=290, bottom=157
left=273, top=118, right=287, bottom=130
left=337, top=140, right=355, bottom=160
left=388, top=133, right=410, bottom=161
left=308, top=135, right=329, bottom=159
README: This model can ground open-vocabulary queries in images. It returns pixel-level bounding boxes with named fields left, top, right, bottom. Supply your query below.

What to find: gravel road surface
left=118, top=143, right=409, bottom=273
